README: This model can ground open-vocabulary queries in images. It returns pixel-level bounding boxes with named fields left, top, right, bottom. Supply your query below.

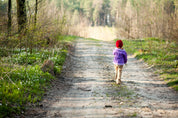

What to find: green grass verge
left=0, top=35, right=77, bottom=117
left=114, top=38, right=178, bottom=90
left=85, top=38, right=100, bottom=41
left=58, top=35, right=78, bottom=42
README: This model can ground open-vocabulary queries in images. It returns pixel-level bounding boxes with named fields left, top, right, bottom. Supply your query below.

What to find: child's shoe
left=116, top=79, right=121, bottom=84
left=119, top=79, right=121, bottom=84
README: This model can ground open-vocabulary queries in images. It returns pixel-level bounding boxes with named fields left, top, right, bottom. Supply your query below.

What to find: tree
left=83, top=1, right=93, bottom=21
left=71, top=10, right=80, bottom=25
left=16, top=0, right=27, bottom=32
left=121, top=0, right=127, bottom=8
left=7, top=0, right=12, bottom=36
left=34, top=0, right=38, bottom=26
left=163, top=0, right=176, bottom=39
left=164, top=0, right=175, bottom=16
left=93, top=7, right=100, bottom=26
left=110, top=0, right=120, bottom=25
left=101, top=0, right=110, bottom=26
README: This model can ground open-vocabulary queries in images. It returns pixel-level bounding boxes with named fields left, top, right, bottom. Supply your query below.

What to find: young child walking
left=113, top=40, right=127, bottom=84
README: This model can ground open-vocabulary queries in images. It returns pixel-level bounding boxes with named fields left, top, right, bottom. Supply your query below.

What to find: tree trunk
left=8, top=0, right=12, bottom=36
left=16, top=0, right=27, bottom=32
left=34, top=0, right=38, bottom=26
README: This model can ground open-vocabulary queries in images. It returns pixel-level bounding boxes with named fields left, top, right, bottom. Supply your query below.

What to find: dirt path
left=24, top=39, right=178, bottom=118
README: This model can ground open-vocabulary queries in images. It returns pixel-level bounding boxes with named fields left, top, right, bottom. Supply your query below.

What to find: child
left=113, top=40, right=127, bottom=84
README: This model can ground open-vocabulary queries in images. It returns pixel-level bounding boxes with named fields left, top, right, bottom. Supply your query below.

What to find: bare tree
left=34, top=0, right=38, bottom=26
left=7, top=0, right=12, bottom=37
left=16, top=0, right=27, bottom=32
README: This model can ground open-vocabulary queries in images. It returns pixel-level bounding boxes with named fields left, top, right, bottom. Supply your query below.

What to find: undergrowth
left=0, top=35, right=77, bottom=117
left=114, top=38, right=178, bottom=90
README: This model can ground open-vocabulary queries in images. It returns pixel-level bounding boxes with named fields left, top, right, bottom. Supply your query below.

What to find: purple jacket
left=113, top=48, right=127, bottom=65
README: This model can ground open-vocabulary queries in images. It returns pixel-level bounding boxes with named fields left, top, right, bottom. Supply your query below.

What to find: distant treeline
left=56, top=0, right=178, bottom=40
left=0, top=0, right=177, bottom=40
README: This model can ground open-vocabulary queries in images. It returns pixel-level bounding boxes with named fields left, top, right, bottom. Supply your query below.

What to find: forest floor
left=22, top=38, right=178, bottom=118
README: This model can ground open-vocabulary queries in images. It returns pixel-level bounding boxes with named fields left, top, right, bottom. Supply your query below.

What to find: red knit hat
left=116, top=40, right=123, bottom=48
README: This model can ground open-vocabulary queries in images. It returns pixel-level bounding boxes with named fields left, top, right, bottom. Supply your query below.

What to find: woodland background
left=0, top=0, right=178, bottom=41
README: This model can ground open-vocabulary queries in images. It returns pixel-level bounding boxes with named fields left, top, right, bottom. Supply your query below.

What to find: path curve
left=24, top=38, right=178, bottom=118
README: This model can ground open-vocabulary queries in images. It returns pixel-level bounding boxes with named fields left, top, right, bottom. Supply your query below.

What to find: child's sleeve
left=123, top=51, right=127, bottom=64
left=113, top=49, right=116, bottom=55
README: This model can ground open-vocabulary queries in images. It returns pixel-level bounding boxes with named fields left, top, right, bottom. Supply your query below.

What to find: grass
left=128, top=112, right=137, bottom=117
left=58, top=35, right=78, bottom=42
left=114, top=38, right=178, bottom=90
left=110, top=83, right=134, bottom=99
left=0, top=35, right=78, bottom=117
left=0, top=65, right=53, bottom=117
left=85, top=38, right=100, bottom=41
